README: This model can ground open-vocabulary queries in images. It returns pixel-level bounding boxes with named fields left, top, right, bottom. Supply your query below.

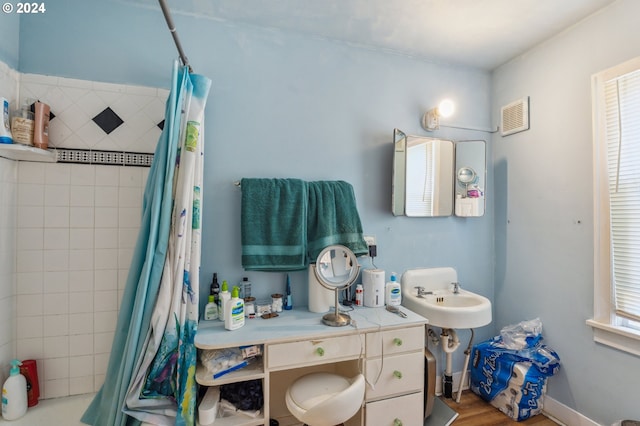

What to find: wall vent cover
left=501, top=97, right=529, bottom=136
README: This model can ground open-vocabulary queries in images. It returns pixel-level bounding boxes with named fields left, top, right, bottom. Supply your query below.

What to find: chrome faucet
left=414, top=286, right=433, bottom=297
left=451, top=282, right=460, bottom=294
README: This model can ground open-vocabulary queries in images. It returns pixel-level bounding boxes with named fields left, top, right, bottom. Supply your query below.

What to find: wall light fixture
left=421, top=99, right=455, bottom=131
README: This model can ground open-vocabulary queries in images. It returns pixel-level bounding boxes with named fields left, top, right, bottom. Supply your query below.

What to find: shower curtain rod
left=158, top=0, right=193, bottom=73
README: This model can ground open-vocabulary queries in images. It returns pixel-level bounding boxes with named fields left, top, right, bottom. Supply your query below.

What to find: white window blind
left=604, top=68, right=640, bottom=322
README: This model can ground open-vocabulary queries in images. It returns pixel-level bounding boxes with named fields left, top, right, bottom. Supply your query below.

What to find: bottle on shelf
left=218, top=280, right=231, bottom=321
left=224, top=286, right=245, bottom=330
left=241, top=276, right=251, bottom=299
left=284, top=274, right=293, bottom=310
left=385, top=272, right=402, bottom=306
left=204, top=295, right=218, bottom=320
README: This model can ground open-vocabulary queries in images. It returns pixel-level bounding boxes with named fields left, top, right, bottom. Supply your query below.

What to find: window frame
left=588, top=56, right=640, bottom=357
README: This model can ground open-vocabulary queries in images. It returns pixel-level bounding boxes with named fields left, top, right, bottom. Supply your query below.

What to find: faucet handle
left=451, top=282, right=460, bottom=293
left=414, top=286, right=425, bottom=293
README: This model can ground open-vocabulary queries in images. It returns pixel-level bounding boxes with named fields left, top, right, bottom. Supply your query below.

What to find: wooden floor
left=442, top=391, right=560, bottom=426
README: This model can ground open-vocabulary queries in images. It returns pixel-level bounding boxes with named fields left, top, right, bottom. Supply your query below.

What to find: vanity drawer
left=365, top=391, right=423, bottom=426
left=366, top=325, right=424, bottom=358
left=365, top=351, right=424, bottom=400
left=267, top=335, right=363, bottom=369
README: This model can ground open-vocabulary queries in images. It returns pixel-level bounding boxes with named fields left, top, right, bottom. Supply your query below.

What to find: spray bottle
left=1, top=359, right=27, bottom=420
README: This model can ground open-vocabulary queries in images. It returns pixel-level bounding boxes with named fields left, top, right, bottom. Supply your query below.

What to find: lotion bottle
left=1, top=359, right=27, bottom=420
left=385, top=272, right=401, bottom=306
left=218, top=280, right=231, bottom=321
left=224, top=286, right=245, bottom=330
left=32, top=101, right=50, bottom=149
left=204, top=295, right=218, bottom=320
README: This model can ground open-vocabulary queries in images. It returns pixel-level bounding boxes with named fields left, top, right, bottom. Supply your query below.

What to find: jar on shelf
left=10, top=106, right=34, bottom=146
left=271, top=293, right=283, bottom=313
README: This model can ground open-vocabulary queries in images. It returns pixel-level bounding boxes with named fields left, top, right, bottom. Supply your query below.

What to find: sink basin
left=400, top=267, right=492, bottom=329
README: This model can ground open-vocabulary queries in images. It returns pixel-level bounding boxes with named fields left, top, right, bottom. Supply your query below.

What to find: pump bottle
left=385, top=272, right=402, bottom=306
left=218, top=280, right=231, bottom=320
left=2, top=359, right=27, bottom=420
left=224, top=286, right=245, bottom=330
left=204, top=295, right=218, bottom=320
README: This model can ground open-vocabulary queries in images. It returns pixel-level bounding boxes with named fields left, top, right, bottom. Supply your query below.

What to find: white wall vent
left=501, top=97, right=529, bottom=136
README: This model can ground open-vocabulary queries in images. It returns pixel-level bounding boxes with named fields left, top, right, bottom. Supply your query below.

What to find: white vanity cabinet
left=195, top=307, right=427, bottom=426
left=364, top=326, right=425, bottom=426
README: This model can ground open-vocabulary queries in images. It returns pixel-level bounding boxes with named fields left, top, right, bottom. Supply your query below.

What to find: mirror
left=454, top=140, right=486, bottom=217
left=392, top=129, right=454, bottom=217
left=314, top=245, right=360, bottom=327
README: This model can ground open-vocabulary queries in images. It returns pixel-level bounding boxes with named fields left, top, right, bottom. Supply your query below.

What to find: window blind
left=604, top=68, right=640, bottom=322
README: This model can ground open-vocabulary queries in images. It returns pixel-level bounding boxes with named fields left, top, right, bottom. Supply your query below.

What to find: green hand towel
left=241, top=178, right=308, bottom=271
left=307, top=180, right=369, bottom=262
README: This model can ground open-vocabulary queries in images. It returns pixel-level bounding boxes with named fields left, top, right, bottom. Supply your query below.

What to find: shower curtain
left=82, top=60, right=211, bottom=426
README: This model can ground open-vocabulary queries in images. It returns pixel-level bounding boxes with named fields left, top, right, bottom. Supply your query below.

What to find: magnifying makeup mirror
left=313, top=245, right=360, bottom=327
left=457, top=166, right=477, bottom=186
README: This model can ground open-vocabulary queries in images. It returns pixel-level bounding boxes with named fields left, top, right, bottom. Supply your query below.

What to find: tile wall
left=15, top=162, right=149, bottom=398
left=20, top=73, right=167, bottom=154
left=0, top=60, right=19, bottom=387
left=1, top=63, right=168, bottom=399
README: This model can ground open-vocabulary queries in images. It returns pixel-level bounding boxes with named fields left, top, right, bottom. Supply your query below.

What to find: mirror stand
left=313, top=245, right=360, bottom=327
left=323, top=288, right=352, bottom=327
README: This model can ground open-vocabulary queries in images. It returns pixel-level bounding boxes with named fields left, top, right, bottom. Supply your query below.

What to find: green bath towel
left=307, top=180, right=369, bottom=261
left=241, top=178, right=309, bottom=270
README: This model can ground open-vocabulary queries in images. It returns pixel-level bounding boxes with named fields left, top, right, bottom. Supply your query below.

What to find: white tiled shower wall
left=0, top=60, right=20, bottom=390
left=0, top=60, right=169, bottom=399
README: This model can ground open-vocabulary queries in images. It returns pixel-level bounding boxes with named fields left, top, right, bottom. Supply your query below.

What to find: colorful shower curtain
left=81, top=61, right=211, bottom=426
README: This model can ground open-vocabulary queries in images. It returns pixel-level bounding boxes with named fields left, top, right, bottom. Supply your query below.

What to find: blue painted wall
left=492, top=0, right=640, bottom=423
left=0, top=9, right=19, bottom=68
left=14, top=0, right=495, bottom=393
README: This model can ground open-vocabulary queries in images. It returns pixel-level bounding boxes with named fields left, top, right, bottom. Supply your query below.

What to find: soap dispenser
left=224, top=286, right=245, bottom=330
left=218, top=280, right=231, bottom=320
left=2, top=359, right=27, bottom=420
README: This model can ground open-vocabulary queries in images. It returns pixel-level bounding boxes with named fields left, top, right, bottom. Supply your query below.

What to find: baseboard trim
left=542, top=395, right=601, bottom=426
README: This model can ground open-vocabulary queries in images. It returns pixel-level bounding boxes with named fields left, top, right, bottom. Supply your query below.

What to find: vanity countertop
left=195, top=306, right=428, bottom=349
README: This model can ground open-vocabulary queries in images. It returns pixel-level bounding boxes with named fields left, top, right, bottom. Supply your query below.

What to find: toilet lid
left=289, top=373, right=350, bottom=410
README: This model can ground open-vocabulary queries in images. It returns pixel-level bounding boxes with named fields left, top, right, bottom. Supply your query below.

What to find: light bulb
left=438, top=99, right=455, bottom=118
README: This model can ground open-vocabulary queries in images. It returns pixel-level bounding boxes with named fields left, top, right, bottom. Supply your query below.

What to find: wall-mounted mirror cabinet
left=392, top=129, right=486, bottom=217
left=392, top=129, right=454, bottom=217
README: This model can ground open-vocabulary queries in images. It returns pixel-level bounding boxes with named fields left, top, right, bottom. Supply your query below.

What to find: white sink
left=400, top=267, right=492, bottom=329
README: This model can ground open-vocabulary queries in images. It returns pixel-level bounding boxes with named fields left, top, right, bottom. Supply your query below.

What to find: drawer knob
left=315, top=347, right=325, bottom=356
left=393, top=337, right=403, bottom=346
left=393, top=419, right=403, bottom=426
left=393, top=370, right=403, bottom=379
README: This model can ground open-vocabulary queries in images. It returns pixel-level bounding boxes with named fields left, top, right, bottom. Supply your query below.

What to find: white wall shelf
left=0, top=144, right=57, bottom=162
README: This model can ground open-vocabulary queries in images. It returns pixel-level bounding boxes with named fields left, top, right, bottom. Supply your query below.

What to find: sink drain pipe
left=456, top=328, right=475, bottom=403
left=440, top=328, right=460, bottom=398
